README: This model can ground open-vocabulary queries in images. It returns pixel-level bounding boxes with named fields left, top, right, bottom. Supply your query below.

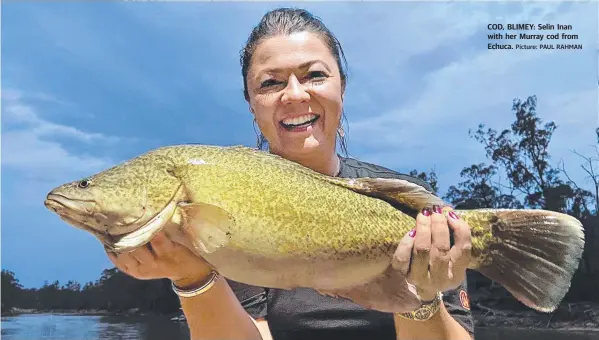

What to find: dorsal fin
left=330, top=177, right=447, bottom=217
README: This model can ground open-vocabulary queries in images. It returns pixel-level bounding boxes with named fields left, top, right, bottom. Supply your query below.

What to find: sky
left=2, top=1, right=597, bottom=288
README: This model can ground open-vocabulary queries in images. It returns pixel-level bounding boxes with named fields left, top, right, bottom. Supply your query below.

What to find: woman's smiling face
left=246, top=31, right=344, bottom=158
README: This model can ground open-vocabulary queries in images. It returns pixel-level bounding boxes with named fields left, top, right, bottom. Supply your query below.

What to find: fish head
left=44, top=153, right=183, bottom=244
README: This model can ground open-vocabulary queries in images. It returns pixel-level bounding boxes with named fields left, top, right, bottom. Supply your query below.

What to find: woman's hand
left=392, top=205, right=472, bottom=301
left=106, top=231, right=213, bottom=288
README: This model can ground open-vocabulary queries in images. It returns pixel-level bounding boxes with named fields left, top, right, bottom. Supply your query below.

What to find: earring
left=337, top=126, right=345, bottom=138
left=253, top=118, right=265, bottom=150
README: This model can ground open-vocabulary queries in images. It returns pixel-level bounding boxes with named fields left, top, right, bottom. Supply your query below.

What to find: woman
left=107, top=8, right=475, bottom=340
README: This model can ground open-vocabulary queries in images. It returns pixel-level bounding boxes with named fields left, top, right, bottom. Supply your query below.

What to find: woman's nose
left=281, top=75, right=310, bottom=104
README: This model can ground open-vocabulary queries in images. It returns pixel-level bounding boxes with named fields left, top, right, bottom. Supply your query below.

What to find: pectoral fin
left=177, top=202, right=234, bottom=254
left=331, top=177, right=447, bottom=217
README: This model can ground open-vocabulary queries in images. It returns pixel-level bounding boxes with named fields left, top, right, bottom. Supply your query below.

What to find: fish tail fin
left=464, top=209, right=585, bottom=312
left=331, top=176, right=585, bottom=311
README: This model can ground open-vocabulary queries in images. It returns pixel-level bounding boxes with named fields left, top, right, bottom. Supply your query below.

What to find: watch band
left=395, top=292, right=443, bottom=321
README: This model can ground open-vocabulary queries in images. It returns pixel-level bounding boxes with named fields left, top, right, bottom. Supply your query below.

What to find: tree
left=1, top=270, right=24, bottom=312
left=470, top=95, right=592, bottom=218
left=444, top=163, right=522, bottom=209
left=447, top=95, right=598, bottom=302
left=408, top=169, right=439, bottom=194
left=559, top=149, right=597, bottom=219
left=558, top=143, right=599, bottom=281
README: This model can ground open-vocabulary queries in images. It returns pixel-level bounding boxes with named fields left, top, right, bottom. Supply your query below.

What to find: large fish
left=44, top=144, right=585, bottom=313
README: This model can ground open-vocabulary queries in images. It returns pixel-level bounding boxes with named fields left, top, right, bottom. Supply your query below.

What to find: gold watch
left=395, top=292, right=443, bottom=321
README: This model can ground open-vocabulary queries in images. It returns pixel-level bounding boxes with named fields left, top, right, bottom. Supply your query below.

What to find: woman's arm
left=254, top=318, right=274, bottom=340
left=394, top=303, right=472, bottom=340
left=175, top=274, right=264, bottom=340
left=107, top=232, right=273, bottom=340
left=391, top=206, right=474, bottom=339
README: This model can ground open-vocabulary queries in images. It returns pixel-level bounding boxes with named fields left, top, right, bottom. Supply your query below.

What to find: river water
left=2, top=314, right=598, bottom=340
left=1, top=314, right=189, bottom=340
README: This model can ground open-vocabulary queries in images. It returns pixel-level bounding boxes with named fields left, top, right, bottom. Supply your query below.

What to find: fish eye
left=78, top=179, right=91, bottom=189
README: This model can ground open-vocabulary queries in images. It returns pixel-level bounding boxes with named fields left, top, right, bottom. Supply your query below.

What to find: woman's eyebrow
left=258, top=60, right=332, bottom=75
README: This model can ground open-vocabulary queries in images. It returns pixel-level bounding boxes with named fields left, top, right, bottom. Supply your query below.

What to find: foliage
left=421, top=95, right=598, bottom=302
left=2, top=268, right=180, bottom=314
left=408, top=169, right=439, bottom=194
left=443, top=163, right=522, bottom=210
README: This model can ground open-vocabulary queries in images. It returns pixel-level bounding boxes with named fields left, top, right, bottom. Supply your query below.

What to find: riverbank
left=1, top=307, right=177, bottom=318
left=4, top=302, right=598, bottom=331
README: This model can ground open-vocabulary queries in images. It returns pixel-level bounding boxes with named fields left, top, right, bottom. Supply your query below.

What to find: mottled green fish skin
left=166, top=146, right=492, bottom=260
left=51, top=145, right=497, bottom=264
left=166, top=145, right=417, bottom=261
left=46, top=144, right=585, bottom=313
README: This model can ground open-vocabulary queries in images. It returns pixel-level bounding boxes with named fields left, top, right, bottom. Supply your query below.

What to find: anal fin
left=178, top=202, right=234, bottom=254
left=316, top=265, right=422, bottom=313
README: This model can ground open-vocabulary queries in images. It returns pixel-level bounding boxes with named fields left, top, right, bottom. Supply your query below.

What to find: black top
left=228, top=156, right=474, bottom=340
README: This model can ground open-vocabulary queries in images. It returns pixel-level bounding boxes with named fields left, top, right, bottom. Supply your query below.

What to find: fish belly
left=200, top=245, right=393, bottom=290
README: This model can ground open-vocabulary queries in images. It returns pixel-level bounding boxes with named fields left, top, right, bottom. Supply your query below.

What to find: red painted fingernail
left=422, top=207, right=431, bottom=216
left=433, top=205, right=442, bottom=214
left=448, top=211, right=459, bottom=219
left=409, top=229, right=416, bottom=238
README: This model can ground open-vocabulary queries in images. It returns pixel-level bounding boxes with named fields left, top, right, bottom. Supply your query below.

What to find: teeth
left=282, top=114, right=318, bottom=126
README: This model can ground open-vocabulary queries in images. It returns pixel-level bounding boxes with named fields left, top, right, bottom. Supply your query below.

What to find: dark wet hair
left=240, top=7, right=349, bottom=155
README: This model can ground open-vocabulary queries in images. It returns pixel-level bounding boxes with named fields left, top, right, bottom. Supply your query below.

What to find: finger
left=442, top=205, right=456, bottom=246
left=150, top=232, right=176, bottom=259
left=106, top=251, right=127, bottom=272
left=105, top=247, right=116, bottom=261
left=130, top=246, right=158, bottom=269
left=429, top=205, right=451, bottom=286
left=116, top=252, right=141, bottom=274
left=391, top=229, right=417, bottom=276
left=410, top=207, right=432, bottom=285
left=447, top=210, right=472, bottom=283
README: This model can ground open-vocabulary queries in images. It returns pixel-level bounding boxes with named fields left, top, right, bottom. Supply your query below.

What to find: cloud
left=2, top=89, right=74, bottom=107
left=343, top=2, right=597, bottom=190
left=2, top=89, right=119, bottom=181
left=4, top=3, right=173, bottom=107
left=1, top=87, right=127, bottom=287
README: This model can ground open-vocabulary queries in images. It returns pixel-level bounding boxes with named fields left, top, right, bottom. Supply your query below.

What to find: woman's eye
left=260, top=79, right=280, bottom=88
left=308, top=71, right=327, bottom=79
left=308, top=71, right=328, bottom=83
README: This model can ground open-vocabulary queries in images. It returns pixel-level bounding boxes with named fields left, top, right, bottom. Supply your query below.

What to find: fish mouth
left=45, top=194, right=146, bottom=237
left=279, top=113, right=320, bottom=132
left=45, top=184, right=184, bottom=254
left=44, top=197, right=67, bottom=212
left=45, top=195, right=115, bottom=245
left=45, top=194, right=104, bottom=233
left=45, top=194, right=94, bottom=212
